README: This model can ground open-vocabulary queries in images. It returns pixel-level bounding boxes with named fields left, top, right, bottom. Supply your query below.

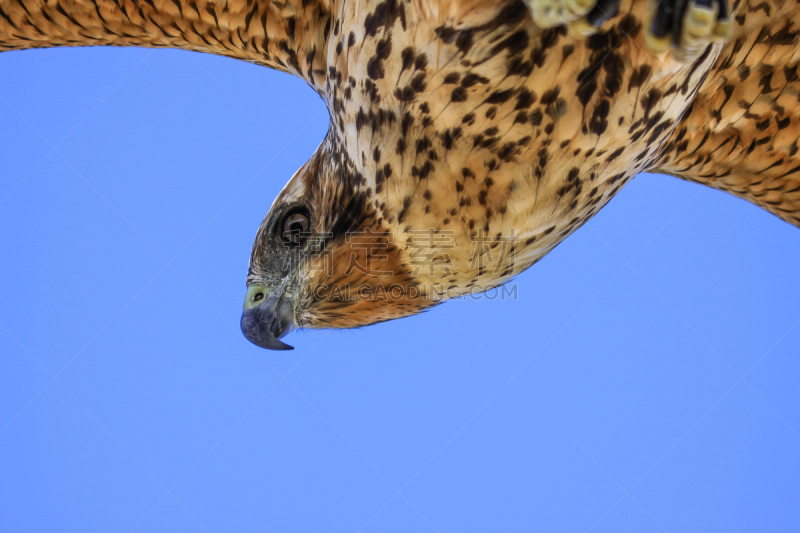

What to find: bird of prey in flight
left=1, top=0, right=798, bottom=349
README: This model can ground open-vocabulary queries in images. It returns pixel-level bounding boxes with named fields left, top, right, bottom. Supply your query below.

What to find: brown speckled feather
left=0, top=0, right=332, bottom=89
left=652, top=0, right=800, bottom=227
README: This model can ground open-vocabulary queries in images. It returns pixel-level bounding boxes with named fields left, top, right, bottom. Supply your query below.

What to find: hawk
left=2, top=0, right=798, bottom=349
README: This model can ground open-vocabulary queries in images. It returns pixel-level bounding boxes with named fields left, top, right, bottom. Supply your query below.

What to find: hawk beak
left=240, top=285, right=296, bottom=350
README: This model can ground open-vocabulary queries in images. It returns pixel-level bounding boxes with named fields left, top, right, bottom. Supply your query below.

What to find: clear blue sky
left=1, top=46, right=798, bottom=532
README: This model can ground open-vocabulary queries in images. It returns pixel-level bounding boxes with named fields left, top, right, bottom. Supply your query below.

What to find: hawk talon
left=527, top=0, right=731, bottom=61
left=586, top=0, right=621, bottom=27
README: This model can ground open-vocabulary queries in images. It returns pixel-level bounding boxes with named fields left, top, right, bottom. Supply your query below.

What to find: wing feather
left=0, top=0, right=332, bottom=90
left=652, top=0, right=800, bottom=227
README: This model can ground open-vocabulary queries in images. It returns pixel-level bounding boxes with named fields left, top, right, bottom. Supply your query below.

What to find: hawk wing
left=652, top=0, right=800, bottom=227
left=0, top=0, right=331, bottom=91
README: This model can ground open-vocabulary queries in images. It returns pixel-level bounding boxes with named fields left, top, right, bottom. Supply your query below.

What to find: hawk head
left=240, top=134, right=436, bottom=350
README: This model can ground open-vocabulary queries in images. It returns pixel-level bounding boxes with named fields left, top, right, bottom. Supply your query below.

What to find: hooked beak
left=240, top=285, right=297, bottom=350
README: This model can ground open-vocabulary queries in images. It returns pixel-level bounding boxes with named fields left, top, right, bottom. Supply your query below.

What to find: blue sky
left=1, top=46, right=798, bottom=532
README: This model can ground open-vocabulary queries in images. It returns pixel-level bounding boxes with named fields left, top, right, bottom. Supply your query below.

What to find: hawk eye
left=280, top=208, right=310, bottom=246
